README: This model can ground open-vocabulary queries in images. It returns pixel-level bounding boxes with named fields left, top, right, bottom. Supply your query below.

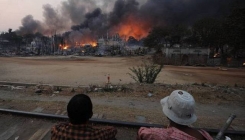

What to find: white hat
left=160, top=90, right=197, bottom=125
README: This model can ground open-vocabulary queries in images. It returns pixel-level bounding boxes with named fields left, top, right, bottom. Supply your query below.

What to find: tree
left=143, top=27, right=170, bottom=51
left=192, top=18, right=222, bottom=47
left=0, top=29, right=23, bottom=51
left=224, top=6, right=245, bottom=58
left=168, top=24, right=189, bottom=45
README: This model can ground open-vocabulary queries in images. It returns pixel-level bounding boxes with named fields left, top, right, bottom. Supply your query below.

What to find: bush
left=128, top=61, right=163, bottom=84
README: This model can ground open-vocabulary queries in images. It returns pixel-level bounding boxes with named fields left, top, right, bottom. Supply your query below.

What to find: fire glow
left=78, top=42, right=97, bottom=47
left=112, top=15, right=151, bottom=40
left=63, top=46, right=68, bottom=50
left=75, top=37, right=97, bottom=47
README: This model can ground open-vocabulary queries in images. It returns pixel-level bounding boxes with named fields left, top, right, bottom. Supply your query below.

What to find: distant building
left=162, top=47, right=210, bottom=65
left=96, top=33, right=126, bottom=56
left=0, top=39, right=10, bottom=49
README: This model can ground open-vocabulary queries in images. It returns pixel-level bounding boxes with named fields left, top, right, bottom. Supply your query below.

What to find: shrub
left=128, top=61, right=163, bottom=84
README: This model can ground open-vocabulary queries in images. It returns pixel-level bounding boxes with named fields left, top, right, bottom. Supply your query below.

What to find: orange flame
left=63, top=46, right=68, bottom=50
left=75, top=36, right=97, bottom=47
left=91, top=42, right=97, bottom=47
left=81, top=42, right=97, bottom=47
left=111, top=15, right=151, bottom=40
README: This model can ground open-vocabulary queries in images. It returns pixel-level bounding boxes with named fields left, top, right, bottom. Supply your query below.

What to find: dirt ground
left=0, top=55, right=245, bottom=131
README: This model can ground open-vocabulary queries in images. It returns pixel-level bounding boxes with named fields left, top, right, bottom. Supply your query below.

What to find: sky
left=0, top=0, right=64, bottom=32
left=0, top=0, right=148, bottom=33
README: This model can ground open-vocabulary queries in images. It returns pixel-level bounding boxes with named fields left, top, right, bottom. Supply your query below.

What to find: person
left=51, top=93, right=117, bottom=140
left=137, top=90, right=213, bottom=140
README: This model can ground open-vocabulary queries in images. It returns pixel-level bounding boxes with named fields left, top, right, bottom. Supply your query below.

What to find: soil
left=0, top=55, right=245, bottom=131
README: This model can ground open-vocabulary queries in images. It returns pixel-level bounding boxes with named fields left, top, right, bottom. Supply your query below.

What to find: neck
left=169, top=121, right=189, bottom=129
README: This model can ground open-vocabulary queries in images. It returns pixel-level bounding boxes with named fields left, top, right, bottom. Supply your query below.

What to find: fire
left=111, top=15, right=151, bottom=40
left=80, top=42, right=97, bottom=47
left=63, top=46, right=68, bottom=50
left=59, top=44, right=69, bottom=50
left=90, top=42, right=97, bottom=47
left=75, top=38, right=97, bottom=47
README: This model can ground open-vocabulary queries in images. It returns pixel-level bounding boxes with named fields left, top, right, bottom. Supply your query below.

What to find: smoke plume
left=17, top=15, right=43, bottom=35
left=17, top=0, right=243, bottom=41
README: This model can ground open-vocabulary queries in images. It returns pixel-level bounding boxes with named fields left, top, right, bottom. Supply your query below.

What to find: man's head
left=67, top=94, right=93, bottom=124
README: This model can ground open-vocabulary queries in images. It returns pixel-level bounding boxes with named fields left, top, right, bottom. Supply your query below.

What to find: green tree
left=168, top=24, right=189, bottom=45
left=224, top=6, right=245, bottom=58
left=143, top=27, right=170, bottom=51
left=128, top=60, right=163, bottom=84
left=192, top=18, right=222, bottom=47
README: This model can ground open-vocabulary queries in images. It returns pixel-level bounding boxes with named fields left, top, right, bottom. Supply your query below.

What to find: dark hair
left=67, top=94, right=93, bottom=124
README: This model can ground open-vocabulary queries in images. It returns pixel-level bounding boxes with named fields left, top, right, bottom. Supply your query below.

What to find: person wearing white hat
left=137, top=90, right=213, bottom=140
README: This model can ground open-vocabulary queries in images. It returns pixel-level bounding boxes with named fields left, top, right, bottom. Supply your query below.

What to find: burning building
left=12, top=0, right=242, bottom=58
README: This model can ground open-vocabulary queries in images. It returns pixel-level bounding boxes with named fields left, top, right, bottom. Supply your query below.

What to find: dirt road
left=0, top=56, right=244, bottom=86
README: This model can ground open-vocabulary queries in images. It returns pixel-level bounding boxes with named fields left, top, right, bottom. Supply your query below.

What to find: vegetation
left=143, top=3, right=245, bottom=66
left=128, top=60, right=163, bottom=84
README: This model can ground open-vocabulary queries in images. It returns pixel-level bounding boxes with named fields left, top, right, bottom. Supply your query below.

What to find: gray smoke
left=17, top=0, right=243, bottom=37
left=61, top=0, right=97, bottom=25
left=17, top=15, right=43, bottom=35
left=69, top=28, right=96, bottom=44
left=43, top=4, right=70, bottom=34
left=68, top=8, right=107, bottom=44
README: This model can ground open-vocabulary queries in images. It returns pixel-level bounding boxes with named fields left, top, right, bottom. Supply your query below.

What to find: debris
left=11, top=86, right=25, bottom=90
left=129, top=102, right=135, bottom=106
left=54, top=86, right=62, bottom=91
left=55, top=110, right=61, bottom=115
left=0, top=85, right=11, bottom=88
left=136, top=116, right=146, bottom=123
left=35, top=89, right=42, bottom=93
left=147, top=93, right=153, bottom=97
left=61, top=111, right=67, bottom=115
left=15, top=136, right=19, bottom=140
left=53, top=91, right=59, bottom=94
left=225, top=136, right=231, bottom=140
left=98, top=114, right=104, bottom=119
left=32, top=107, right=43, bottom=113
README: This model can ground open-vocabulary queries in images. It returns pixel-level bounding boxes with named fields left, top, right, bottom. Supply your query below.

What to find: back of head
left=160, top=90, right=197, bottom=125
left=67, top=94, right=93, bottom=124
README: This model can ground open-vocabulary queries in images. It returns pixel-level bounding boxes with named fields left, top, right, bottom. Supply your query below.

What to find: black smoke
left=139, top=0, right=235, bottom=26
left=61, top=0, right=98, bottom=25
left=109, top=0, right=139, bottom=26
left=17, top=0, right=244, bottom=37
left=17, top=15, right=43, bottom=35
left=71, top=8, right=106, bottom=32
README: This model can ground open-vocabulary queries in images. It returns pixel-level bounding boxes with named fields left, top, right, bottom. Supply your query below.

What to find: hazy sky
left=0, top=0, right=64, bottom=32
left=0, top=0, right=149, bottom=33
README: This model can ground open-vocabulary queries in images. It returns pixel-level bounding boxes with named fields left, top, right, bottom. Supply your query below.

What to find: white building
left=163, top=47, right=210, bottom=57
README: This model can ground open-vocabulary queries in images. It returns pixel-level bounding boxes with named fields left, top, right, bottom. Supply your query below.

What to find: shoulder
left=137, top=127, right=168, bottom=140
left=198, top=129, right=213, bottom=140
left=96, top=126, right=117, bottom=133
left=51, top=123, right=70, bottom=140
left=51, top=122, right=68, bottom=131
left=92, top=126, right=117, bottom=139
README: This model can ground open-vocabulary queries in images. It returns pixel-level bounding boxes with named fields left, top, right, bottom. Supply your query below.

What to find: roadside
left=0, top=56, right=245, bottom=132
left=0, top=82, right=244, bottom=131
